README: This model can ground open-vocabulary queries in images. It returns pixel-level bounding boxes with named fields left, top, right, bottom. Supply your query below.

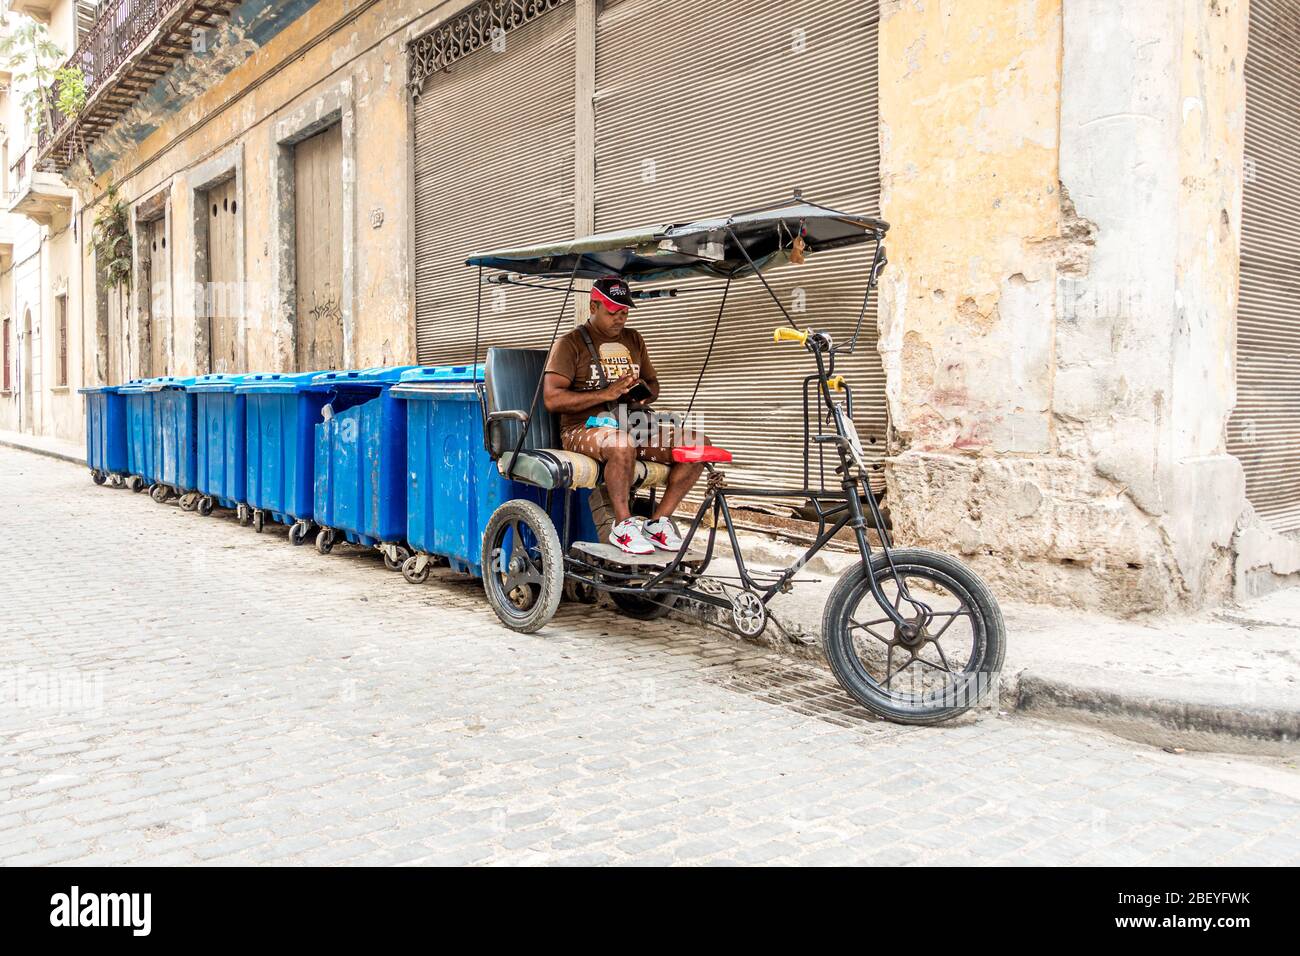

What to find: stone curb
left=1011, top=669, right=1300, bottom=756
left=0, top=437, right=84, bottom=467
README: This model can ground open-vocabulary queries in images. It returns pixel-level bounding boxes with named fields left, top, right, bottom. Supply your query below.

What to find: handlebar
left=773, top=326, right=809, bottom=345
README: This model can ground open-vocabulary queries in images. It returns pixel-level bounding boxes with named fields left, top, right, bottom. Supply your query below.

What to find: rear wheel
left=822, top=548, right=1005, bottom=725
left=610, top=590, right=679, bottom=620
left=482, top=499, right=563, bottom=633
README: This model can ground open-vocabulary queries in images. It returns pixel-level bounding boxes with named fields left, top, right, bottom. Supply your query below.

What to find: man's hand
left=598, top=371, right=640, bottom=404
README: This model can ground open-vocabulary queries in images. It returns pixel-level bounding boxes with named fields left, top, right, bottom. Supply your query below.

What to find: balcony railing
left=37, top=0, right=240, bottom=171
left=40, top=0, right=184, bottom=151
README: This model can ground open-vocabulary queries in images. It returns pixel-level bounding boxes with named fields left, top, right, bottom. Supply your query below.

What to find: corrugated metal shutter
left=592, top=0, right=882, bottom=493
left=1228, top=0, right=1300, bottom=534
left=413, top=5, right=578, bottom=364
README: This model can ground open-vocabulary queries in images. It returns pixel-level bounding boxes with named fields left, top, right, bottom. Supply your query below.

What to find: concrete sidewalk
left=4, top=430, right=1297, bottom=755
left=0, top=429, right=84, bottom=466
left=718, top=534, right=1300, bottom=755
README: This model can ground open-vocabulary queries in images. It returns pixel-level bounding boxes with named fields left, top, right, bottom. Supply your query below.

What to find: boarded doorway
left=293, top=123, right=344, bottom=371
left=205, top=178, right=240, bottom=373
left=20, top=308, right=33, bottom=431
left=144, top=215, right=171, bottom=376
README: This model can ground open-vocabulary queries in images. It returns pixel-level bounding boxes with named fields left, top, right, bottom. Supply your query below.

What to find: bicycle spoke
left=914, top=656, right=953, bottom=676
left=849, top=618, right=893, bottom=646
left=850, top=616, right=892, bottom=628
left=930, top=608, right=970, bottom=642
left=931, top=637, right=953, bottom=672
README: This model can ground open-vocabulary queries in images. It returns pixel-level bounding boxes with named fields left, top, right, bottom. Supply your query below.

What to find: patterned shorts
left=560, top=423, right=678, bottom=465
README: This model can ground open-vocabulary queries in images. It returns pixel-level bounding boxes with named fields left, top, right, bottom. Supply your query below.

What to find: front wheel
left=822, top=548, right=1005, bottom=725
left=482, top=499, right=563, bottom=633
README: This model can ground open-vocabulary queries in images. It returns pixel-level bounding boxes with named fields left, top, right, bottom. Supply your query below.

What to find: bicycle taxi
left=465, top=196, right=1005, bottom=725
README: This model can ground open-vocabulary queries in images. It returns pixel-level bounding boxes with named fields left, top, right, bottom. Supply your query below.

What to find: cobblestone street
left=1, top=447, right=1298, bottom=866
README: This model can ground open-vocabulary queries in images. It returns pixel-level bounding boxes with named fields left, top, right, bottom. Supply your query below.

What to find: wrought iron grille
left=406, top=0, right=570, bottom=99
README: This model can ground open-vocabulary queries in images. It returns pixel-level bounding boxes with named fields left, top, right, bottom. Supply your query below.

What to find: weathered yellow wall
left=877, top=0, right=1064, bottom=458
left=80, top=0, right=463, bottom=376
left=878, top=0, right=1253, bottom=613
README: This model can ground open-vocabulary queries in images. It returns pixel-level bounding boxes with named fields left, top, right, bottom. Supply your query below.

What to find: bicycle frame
left=560, top=335, right=931, bottom=633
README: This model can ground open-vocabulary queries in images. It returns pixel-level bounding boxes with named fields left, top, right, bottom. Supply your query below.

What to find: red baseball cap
left=591, top=276, right=636, bottom=312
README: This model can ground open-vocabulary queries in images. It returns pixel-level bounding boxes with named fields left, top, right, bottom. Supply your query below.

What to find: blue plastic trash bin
left=78, top=384, right=128, bottom=486
left=147, top=376, right=199, bottom=504
left=310, top=366, right=416, bottom=565
left=393, top=365, right=596, bottom=580
left=236, top=371, right=331, bottom=539
left=118, top=378, right=155, bottom=492
left=117, top=377, right=198, bottom=503
left=189, top=373, right=252, bottom=519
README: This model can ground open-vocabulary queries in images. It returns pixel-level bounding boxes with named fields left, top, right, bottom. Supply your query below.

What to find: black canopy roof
left=464, top=198, right=888, bottom=282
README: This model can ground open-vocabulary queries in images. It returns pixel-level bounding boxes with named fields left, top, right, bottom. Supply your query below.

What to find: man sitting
left=543, top=276, right=709, bottom=555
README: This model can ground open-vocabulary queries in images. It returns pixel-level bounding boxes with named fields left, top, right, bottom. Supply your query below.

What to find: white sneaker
left=610, top=517, right=655, bottom=555
left=643, top=517, right=683, bottom=552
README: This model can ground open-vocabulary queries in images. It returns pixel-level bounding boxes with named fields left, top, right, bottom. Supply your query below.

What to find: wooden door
left=294, top=123, right=344, bottom=371
left=146, top=216, right=171, bottom=376
left=206, top=178, right=240, bottom=373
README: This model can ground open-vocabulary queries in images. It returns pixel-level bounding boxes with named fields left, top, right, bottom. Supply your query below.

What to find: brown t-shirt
left=544, top=322, right=658, bottom=429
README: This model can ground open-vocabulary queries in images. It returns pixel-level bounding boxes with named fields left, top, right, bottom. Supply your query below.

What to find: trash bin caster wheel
left=91, top=470, right=107, bottom=485
left=384, top=544, right=411, bottom=572
left=315, top=529, right=335, bottom=555
left=236, top=504, right=252, bottom=527
left=401, top=554, right=430, bottom=585
left=288, top=521, right=311, bottom=546
left=197, top=496, right=215, bottom=517
left=149, top=483, right=169, bottom=504
left=128, top=476, right=145, bottom=493
left=252, top=510, right=265, bottom=534
left=178, top=492, right=200, bottom=513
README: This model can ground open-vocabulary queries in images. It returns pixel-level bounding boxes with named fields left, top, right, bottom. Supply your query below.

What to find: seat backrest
left=483, top=347, right=561, bottom=457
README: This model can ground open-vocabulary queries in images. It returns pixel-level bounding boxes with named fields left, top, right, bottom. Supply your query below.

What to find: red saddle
left=672, top=444, right=733, bottom=464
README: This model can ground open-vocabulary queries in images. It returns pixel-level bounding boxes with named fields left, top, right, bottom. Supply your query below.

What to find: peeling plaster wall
left=77, top=0, right=458, bottom=376
left=879, top=0, right=1250, bottom=614
left=878, top=0, right=1062, bottom=460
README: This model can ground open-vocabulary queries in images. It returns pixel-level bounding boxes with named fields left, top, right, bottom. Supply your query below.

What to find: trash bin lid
left=391, top=364, right=484, bottom=399
left=234, top=372, right=326, bottom=394
left=77, top=384, right=120, bottom=394
left=116, top=378, right=157, bottom=393
left=310, top=365, right=420, bottom=389
left=188, top=373, right=256, bottom=393
left=144, top=375, right=198, bottom=391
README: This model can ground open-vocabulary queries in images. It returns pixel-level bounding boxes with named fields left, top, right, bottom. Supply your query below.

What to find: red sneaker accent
left=672, top=444, right=732, bottom=464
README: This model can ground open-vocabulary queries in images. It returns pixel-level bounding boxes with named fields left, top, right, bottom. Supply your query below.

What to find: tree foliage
left=94, top=186, right=132, bottom=291
left=0, top=20, right=65, bottom=135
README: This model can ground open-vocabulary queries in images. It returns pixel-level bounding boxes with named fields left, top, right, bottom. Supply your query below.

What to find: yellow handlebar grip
left=773, top=327, right=808, bottom=344
left=826, top=375, right=846, bottom=392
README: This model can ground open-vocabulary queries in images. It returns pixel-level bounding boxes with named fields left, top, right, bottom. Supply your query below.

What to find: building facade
left=0, top=0, right=1296, bottom=612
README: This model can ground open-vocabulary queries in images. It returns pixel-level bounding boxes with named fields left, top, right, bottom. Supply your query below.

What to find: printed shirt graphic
left=544, top=323, right=657, bottom=429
